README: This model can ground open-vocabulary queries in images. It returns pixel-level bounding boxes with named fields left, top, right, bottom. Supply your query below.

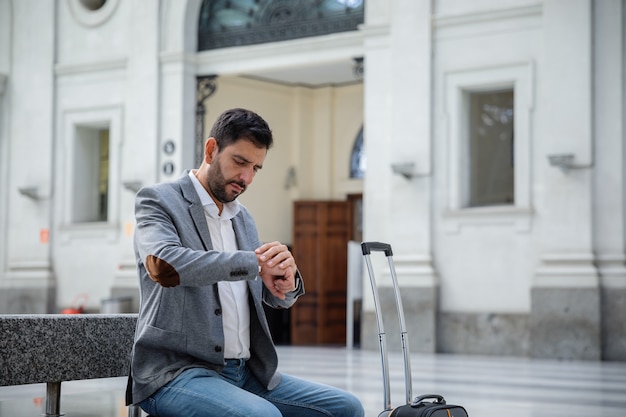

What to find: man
left=126, top=108, right=364, bottom=417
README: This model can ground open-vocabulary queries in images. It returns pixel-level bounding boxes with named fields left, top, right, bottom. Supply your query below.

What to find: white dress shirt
left=189, top=170, right=251, bottom=360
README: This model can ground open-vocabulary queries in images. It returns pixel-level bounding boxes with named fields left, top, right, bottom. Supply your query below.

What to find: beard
left=207, top=158, right=247, bottom=203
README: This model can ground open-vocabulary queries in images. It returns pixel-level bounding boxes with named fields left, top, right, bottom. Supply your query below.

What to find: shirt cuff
left=291, top=275, right=302, bottom=293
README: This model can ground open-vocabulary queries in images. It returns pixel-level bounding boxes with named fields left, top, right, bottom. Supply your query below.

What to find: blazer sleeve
left=134, top=184, right=259, bottom=288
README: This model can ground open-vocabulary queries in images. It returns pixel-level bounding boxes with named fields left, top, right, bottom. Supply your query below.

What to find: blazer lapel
left=232, top=214, right=252, bottom=251
left=179, top=172, right=213, bottom=251
left=232, top=213, right=265, bottom=302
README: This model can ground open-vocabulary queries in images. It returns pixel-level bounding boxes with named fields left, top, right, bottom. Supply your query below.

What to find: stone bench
left=0, top=314, right=142, bottom=416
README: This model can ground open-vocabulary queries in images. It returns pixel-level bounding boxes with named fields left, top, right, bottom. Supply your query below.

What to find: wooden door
left=291, top=200, right=352, bottom=345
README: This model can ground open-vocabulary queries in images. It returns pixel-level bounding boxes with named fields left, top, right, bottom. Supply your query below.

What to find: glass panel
left=72, top=126, right=109, bottom=223
left=467, top=89, right=514, bottom=207
left=198, top=0, right=364, bottom=51
left=98, top=130, right=109, bottom=222
left=349, top=126, right=365, bottom=179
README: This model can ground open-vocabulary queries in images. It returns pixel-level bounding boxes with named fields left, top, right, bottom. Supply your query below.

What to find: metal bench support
left=44, top=382, right=63, bottom=417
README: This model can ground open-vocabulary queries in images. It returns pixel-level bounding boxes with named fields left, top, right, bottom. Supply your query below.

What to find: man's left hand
left=255, top=241, right=298, bottom=300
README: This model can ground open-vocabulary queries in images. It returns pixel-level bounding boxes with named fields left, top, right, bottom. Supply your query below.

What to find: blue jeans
left=139, top=359, right=364, bottom=417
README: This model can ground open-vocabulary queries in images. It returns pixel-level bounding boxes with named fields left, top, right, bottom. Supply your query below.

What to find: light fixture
left=391, top=162, right=418, bottom=180
left=122, top=181, right=143, bottom=193
left=547, top=153, right=590, bottom=174
left=18, top=186, right=42, bottom=200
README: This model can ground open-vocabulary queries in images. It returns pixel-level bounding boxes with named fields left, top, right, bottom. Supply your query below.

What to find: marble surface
left=277, top=346, right=626, bottom=417
left=2, top=345, right=625, bottom=417
left=0, top=314, right=137, bottom=386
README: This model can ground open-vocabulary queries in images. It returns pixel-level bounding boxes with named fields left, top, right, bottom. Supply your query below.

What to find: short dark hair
left=209, top=108, right=273, bottom=151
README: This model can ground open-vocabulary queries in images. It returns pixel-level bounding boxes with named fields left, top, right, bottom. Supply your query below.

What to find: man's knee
left=342, top=392, right=365, bottom=417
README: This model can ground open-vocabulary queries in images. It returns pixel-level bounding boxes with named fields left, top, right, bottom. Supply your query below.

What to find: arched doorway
left=187, top=0, right=366, bottom=345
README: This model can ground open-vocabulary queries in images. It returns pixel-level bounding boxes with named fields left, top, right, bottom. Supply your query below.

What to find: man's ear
left=204, top=138, right=218, bottom=163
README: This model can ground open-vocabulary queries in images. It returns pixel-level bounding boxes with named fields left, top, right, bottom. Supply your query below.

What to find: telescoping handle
left=361, top=242, right=413, bottom=410
left=361, top=241, right=393, bottom=256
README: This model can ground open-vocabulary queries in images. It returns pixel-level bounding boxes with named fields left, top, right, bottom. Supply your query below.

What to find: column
left=361, top=0, right=436, bottom=353
left=593, top=0, right=626, bottom=361
left=2, top=0, right=55, bottom=313
left=531, top=0, right=600, bottom=360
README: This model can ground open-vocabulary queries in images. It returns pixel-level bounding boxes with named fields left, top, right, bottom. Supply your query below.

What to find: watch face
left=198, top=0, right=364, bottom=50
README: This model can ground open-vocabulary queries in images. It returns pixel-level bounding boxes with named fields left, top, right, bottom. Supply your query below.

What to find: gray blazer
left=127, top=171, right=304, bottom=405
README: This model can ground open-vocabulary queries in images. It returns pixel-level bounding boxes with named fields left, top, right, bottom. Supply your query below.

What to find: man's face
left=207, top=139, right=267, bottom=204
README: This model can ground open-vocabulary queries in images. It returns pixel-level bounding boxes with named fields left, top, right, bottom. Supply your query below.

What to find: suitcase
left=361, top=242, right=469, bottom=417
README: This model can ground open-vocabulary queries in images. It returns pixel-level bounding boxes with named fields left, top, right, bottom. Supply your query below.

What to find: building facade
left=0, top=0, right=624, bottom=360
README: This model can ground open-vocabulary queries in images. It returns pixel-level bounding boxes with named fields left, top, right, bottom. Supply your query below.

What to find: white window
left=444, top=63, right=533, bottom=232
left=61, top=107, right=121, bottom=232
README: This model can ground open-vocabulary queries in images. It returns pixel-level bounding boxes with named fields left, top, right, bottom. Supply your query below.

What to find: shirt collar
left=188, top=170, right=240, bottom=220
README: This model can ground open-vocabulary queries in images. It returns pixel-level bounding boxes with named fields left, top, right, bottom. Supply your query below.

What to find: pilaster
left=531, top=0, right=600, bottom=360
left=361, top=0, right=437, bottom=353
left=2, top=0, right=56, bottom=313
left=593, top=0, right=626, bottom=360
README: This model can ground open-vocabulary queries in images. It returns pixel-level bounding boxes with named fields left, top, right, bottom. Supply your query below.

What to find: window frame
left=60, top=107, right=121, bottom=236
left=443, top=62, right=534, bottom=232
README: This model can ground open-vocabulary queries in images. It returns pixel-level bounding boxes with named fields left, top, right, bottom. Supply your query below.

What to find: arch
left=197, top=0, right=364, bottom=51
left=349, top=125, right=365, bottom=178
left=0, top=0, right=12, bottom=75
left=160, top=0, right=204, bottom=53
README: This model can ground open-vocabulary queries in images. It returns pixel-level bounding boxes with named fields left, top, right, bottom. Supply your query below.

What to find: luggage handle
left=361, top=241, right=393, bottom=257
left=361, top=241, right=413, bottom=411
left=411, top=394, right=446, bottom=407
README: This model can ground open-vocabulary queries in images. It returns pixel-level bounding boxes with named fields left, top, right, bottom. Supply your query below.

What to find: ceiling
left=241, top=59, right=362, bottom=88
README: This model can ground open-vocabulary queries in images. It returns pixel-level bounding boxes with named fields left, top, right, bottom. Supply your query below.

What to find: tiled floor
left=1, top=346, right=625, bottom=416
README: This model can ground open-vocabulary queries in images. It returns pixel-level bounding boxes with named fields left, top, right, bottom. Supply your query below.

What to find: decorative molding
left=434, top=4, right=543, bottom=29
left=433, top=4, right=542, bottom=42
left=533, top=253, right=599, bottom=288
left=7, top=260, right=52, bottom=271
left=159, top=51, right=197, bottom=66
left=4, top=260, right=55, bottom=287
left=595, top=254, right=626, bottom=288
left=442, top=206, right=534, bottom=233
left=55, top=57, right=128, bottom=76
left=377, top=254, right=438, bottom=287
